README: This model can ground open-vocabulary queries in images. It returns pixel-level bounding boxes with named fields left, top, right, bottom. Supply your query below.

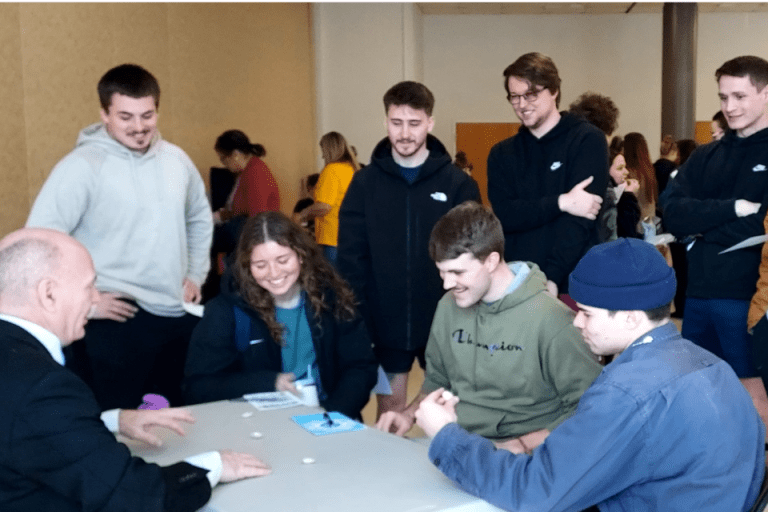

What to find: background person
left=292, top=173, right=320, bottom=234
left=662, top=55, right=768, bottom=425
left=184, top=212, right=377, bottom=419
left=337, top=81, right=480, bottom=418
left=623, top=132, right=658, bottom=230
left=298, top=131, right=360, bottom=264
left=213, top=129, right=280, bottom=255
left=487, top=52, right=608, bottom=299
left=711, top=110, right=729, bottom=141
left=653, top=134, right=679, bottom=196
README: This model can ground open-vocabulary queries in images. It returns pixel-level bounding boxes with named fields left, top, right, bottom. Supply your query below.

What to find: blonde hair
left=319, top=132, right=360, bottom=170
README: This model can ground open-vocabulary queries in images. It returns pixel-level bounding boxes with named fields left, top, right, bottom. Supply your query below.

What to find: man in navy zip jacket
left=416, top=238, right=765, bottom=512
left=662, top=56, right=768, bottom=422
left=338, top=81, right=480, bottom=418
left=488, top=52, right=608, bottom=297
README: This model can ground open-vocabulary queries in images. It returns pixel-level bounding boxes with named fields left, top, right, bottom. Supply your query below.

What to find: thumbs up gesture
left=558, top=176, right=603, bottom=220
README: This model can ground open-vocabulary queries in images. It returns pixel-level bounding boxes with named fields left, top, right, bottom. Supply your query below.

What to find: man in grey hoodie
left=27, top=64, right=213, bottom=411
left=376, top=202, right=601, bottom=452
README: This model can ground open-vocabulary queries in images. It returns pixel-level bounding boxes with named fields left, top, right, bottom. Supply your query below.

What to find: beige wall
left=313, top=7, right=768, bottom=165
left=0, top=3, right=315, bottom=237
left=313, top=3, right=423, bottom=165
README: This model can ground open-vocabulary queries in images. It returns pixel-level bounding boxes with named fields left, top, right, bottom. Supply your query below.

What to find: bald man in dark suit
left=0, top=228, right=270, bottom=512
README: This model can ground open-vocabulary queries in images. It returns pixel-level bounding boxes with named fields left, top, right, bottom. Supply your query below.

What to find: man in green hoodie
left=376, top=201, right=602, bottom=452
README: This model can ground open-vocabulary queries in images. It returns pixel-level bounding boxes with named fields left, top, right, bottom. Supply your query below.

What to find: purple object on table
left=138, top=393, right=170, bottom=410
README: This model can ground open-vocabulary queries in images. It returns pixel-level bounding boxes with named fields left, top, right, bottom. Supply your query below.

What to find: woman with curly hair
left=184, top=211, right=377, bottom=419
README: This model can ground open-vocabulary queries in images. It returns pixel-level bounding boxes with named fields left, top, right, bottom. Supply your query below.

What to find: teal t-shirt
left=276, top=295, right=316, bottom=381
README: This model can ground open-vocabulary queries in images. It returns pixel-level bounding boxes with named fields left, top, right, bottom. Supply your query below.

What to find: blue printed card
left=292, top=412, right=365, bottom=436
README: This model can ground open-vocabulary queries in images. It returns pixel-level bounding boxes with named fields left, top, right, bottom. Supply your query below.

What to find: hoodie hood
left=368, top=134, right=453, bottom=183
left=517, top=111, right=584, bottom=144
left=76, top=122, right=163, bottom=160
left=479, top=262, right=549, bottom=315
left=719, top=123, right=768, bottom=148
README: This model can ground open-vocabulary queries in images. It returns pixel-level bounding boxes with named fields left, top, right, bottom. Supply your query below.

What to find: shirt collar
left=626, top=322, right=679, bottom=352
left=0, top=314, right=65, bottom=365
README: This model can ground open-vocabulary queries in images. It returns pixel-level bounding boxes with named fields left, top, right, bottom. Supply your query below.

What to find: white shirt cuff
left=101, top=409, right=121, bottom=432
left=185, top=451, right=223, bottom=488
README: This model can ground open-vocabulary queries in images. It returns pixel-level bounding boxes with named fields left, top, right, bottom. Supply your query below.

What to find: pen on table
left=323, top=412, right=336, bottom=427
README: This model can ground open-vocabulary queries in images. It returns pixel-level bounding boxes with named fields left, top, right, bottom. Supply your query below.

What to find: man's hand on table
left=414, top=388, right=459, bottom=438
left=118, top=407, right=196, bottom=447
left=375, top=410, right=415, bottom=436
left=219, top=450, right=272, bottom=482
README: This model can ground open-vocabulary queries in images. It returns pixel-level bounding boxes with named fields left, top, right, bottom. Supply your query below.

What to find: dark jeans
left=682, top=297, right=758, bottom=378
left=65, top=303, right=200, bottom=410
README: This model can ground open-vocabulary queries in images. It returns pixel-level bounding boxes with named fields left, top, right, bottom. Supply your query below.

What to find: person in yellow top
left=300, top=132, right=360, bottom=264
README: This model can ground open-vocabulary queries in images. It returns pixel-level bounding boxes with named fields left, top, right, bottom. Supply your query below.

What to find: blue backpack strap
left=233, top=305, right=251, bottom=353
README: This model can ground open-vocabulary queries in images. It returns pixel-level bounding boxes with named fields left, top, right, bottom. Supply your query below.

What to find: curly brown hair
left=234, top=211, right=357, bottom=345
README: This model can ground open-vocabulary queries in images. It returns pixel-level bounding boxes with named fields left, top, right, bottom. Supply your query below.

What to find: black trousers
left=65, top=303, right=200, bottom=411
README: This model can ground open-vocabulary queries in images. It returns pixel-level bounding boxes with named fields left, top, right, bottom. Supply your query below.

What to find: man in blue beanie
left=415, top=238, right=766, bottom=512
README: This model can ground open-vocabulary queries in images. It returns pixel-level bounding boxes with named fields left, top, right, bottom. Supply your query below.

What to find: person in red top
left=211, top=130, right=280, bottom=258
left=214, top=129, right=280, bottom=220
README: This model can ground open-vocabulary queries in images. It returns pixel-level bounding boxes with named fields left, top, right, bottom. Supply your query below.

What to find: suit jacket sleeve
left=9, top=369, right=210, bottom=512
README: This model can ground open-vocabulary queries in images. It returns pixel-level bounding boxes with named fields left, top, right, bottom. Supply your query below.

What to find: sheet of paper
left=183, top=302, right=204, bottom=317
left=370, top=365, right=392, bottom=395
left=292, top=412, right=365, bottom=436
left=244, top=391, right=304, bottom=411
left=719, top=234, right=768, bottom=254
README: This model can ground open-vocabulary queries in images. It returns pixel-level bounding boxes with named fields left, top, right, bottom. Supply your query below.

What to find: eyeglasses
left=507, top=87, right=545, bottom=106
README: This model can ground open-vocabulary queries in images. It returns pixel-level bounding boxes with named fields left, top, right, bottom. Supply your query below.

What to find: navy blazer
left=0, top=320, right=211, bottom=512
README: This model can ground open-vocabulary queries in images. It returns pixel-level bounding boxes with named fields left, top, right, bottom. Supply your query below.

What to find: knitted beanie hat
left=569, top=238, right=676, bottom=311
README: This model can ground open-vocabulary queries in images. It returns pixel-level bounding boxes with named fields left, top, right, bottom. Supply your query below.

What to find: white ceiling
left=417, top=3, right=768, bottom=16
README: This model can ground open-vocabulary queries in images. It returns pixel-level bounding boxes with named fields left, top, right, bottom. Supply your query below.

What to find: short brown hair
left=98, top=64, right=160, bottom=111
left=383, top=81, right=435, bottom=116
left=716, top=55, right=768, bottom=91
left=429, top=201, right=504, bottom=263
left=503, top=52, right=562, bottom=107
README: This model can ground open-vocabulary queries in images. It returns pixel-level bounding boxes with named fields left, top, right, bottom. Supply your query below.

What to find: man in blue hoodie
left=417, top=238, right=765, bottom=512
left=338, top=81, right=480, bottom=417
left=662, top=56, right=768, bottom=422
left=488, top=52, right=608, bottom=298
left=26, top=64, right=213, bottom=411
